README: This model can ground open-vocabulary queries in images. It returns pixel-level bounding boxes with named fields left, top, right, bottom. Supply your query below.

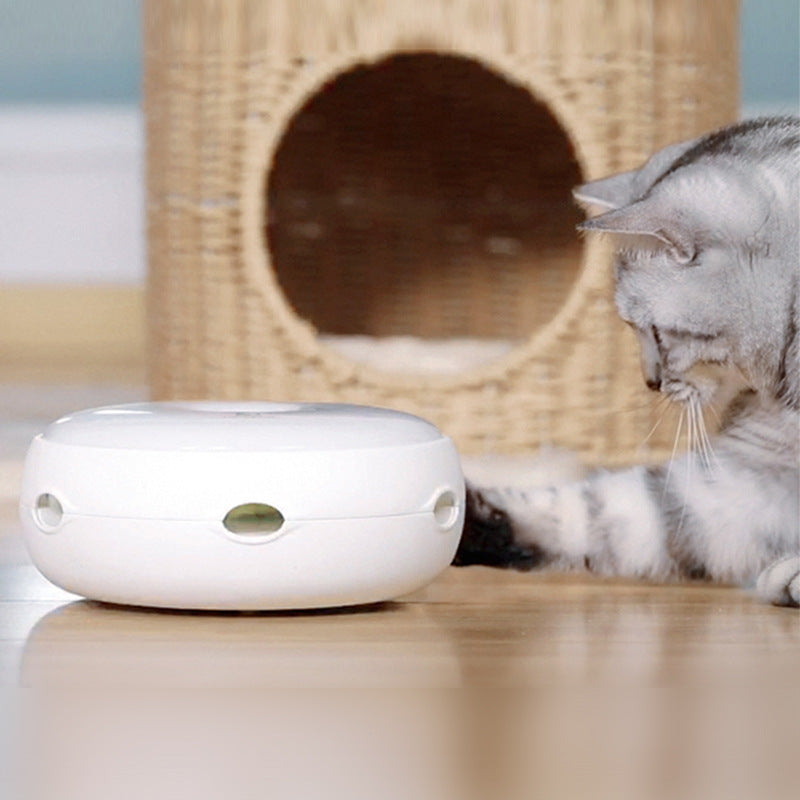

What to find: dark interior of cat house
left=266, top=53, right=584, bottom=367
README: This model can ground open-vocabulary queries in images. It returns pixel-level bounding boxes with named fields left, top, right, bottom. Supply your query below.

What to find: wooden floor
left=1, top=379, right=798, bottom=799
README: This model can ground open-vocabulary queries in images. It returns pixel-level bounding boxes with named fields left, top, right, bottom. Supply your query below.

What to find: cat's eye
left=673, top=245, right=700, bottom=266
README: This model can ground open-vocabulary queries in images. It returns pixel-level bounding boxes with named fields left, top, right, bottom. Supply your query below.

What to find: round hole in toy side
left=35, top=493, right=63, bottom=530
left=433, top=490, right=458, bottom=530
left=265, top=52, right=585, bottom=376
left=223, top=503, right=285, bottom=535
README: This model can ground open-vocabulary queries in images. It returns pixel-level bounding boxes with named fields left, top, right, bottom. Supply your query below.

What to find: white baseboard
left=0, top=105, right=144, bottom=285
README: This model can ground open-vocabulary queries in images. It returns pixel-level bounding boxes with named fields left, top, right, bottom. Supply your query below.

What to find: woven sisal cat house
left=145, top=0, right=739, bottom=465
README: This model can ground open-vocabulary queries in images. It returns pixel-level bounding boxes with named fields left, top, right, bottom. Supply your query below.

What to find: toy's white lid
left=43, top=402, right=444, bottom=452
left=22, top=402, right=463, bottom=524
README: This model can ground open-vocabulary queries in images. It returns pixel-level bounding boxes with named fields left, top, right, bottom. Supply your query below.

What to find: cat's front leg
left=451, top=486, right=547, bottom=569
left=452, top=479, right=615, bottom=574
left=757, top=555, right=800, bottom=607
left=453, top=468, right=677, bottom=580
left=453, top=456, right=799, bottom=601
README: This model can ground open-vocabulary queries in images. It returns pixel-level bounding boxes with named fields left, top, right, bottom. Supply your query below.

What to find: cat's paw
left=756, top=555, right=800, bottom=608
left=452, top=486, right=545, bottom=570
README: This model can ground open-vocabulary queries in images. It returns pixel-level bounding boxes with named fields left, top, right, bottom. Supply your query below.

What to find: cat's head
left=574, top=125, right=798, bottom=408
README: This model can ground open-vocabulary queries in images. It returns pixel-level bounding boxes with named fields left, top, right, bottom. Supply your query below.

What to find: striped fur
left=456, top=118, right=800, bottom=607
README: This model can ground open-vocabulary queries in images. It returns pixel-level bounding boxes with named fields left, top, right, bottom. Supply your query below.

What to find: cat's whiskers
left=688, top=397, right=704, bottom=467
left=705, top=401, right=723, bottom=427
left=697, top=399, right=713, bottom=471
left=677, top=402, right=696, bottom=535
left=662, top=405, right=685, bottom=497
left=695, top=399, right=713, bottom=470
left=605, top=396, right=671, bottom=417
left=696, top=401, right=721, bottom=473
left=697, top=403, right=712, bottom=471
left=637, top=395, right=671, bottom=451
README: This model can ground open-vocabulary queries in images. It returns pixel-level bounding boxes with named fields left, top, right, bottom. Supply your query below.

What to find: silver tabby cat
left=455, top=116, right=800, bottom=607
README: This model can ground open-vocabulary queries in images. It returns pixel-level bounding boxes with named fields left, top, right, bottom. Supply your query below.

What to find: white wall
left=0, top=106, right=143, bottom=284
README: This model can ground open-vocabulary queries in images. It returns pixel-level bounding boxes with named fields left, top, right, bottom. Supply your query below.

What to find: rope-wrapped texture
left=145, top=0, right=739, bottom=465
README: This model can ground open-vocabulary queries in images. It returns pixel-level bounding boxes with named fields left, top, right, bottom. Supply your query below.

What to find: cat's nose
left=645, top=377, right=662, bottom=392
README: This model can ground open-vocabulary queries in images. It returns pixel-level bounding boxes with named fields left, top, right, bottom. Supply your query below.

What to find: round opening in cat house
left=266, top=53, right=584, bottom=375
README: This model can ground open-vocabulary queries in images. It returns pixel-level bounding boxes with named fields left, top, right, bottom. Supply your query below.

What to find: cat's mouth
left=662, top=362, right=745, bottom=408
left=662, top=378, right=710, bottom=406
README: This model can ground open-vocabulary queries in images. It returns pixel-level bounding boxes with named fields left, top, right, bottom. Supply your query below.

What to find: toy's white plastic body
left=19, top=402, right=465, bottom=610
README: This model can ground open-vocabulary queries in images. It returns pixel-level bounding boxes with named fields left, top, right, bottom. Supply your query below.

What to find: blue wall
left=0, top=0, right=797, bottom=109
left=0, top=0, right=141, bottom=103
left=742, top=0, right=799, bottom=110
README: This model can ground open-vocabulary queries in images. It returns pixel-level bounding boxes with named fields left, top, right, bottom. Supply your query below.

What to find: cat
left=454, top=116, right=800, bottom=607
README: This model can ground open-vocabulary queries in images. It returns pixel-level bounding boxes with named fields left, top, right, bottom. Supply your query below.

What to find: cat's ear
left=577, top=200, right=695, bottom=263
left=573, top=138, right=702, bottom=212
left=572, top=170, right=638, bottom=211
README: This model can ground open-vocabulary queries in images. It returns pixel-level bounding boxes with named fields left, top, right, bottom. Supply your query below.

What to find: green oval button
left=223, top=503, right=284, bottom=534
